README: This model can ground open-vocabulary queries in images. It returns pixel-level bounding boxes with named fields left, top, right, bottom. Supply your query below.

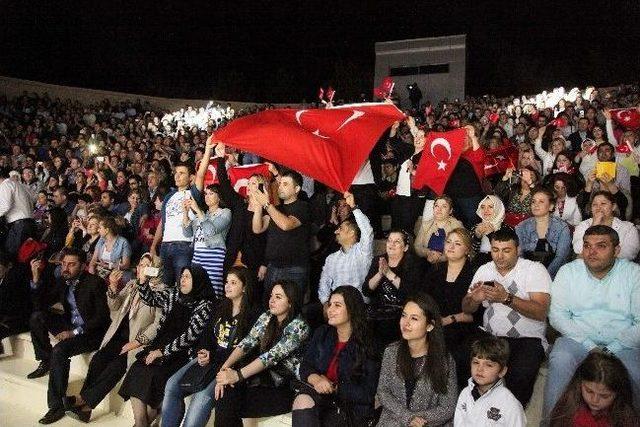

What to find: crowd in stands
left=0, top=84, right=639, bottom=427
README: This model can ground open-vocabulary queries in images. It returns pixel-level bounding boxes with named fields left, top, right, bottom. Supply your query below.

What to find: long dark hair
left=550, top=352, right=638, bottom=426
left=329, top=286, right=374, bottom=379
left=216, top=266, right=255, bottom=340
left=396, top=292, right=449, bottom=395
left=259, top=280, right=301, bottom=353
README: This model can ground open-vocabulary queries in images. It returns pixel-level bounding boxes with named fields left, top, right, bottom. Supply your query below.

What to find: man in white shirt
left=0, top=171, right=37, bottom=257
left=462, top=228, right=551, bottom=407
left=317, top=192, right=374, bottom=304
left=150, top=162, right=203, bottom=287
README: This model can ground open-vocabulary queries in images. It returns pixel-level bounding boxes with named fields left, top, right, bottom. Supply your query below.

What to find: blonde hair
left=447, top=228, right=475, bottom=260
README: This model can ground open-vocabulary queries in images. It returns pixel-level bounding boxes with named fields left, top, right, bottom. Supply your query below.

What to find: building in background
left=375, top=34, right=466, bottom=110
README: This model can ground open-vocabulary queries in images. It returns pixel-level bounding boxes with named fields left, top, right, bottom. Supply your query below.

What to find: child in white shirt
left=454, top=336, right=526, bottom=426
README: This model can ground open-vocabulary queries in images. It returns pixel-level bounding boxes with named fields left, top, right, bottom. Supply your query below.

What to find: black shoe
left=39, top=408, right=65, bottom=424
left=27, top=361, right=50, bottom=379
left=67, top=405, right=91, bottom=423
left=62, top=396, right=77, bottom=410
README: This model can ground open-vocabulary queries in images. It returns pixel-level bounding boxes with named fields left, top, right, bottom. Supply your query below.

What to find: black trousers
left=29, top=310, right=102, bottom=410
left=4, top=218, right=36, bottom=258
left=503, top=337, right=545, bottom=407
left=80, top=336, right=128, bottom=409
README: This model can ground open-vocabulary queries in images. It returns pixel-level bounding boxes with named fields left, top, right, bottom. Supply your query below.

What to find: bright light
left=89, top=144, right=97, bottom=154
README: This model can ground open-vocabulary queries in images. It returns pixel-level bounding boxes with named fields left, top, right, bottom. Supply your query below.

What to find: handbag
left=178, top=361, right=217, bottom=395
left=178, top=325, right=239, bottom=395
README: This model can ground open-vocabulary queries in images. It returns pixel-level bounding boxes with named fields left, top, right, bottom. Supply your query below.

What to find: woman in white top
left=572, top=191, right=639, bottom=260
left=550, top=173, right=582, bottom=227
left=534, top=126, right=567, bottom=176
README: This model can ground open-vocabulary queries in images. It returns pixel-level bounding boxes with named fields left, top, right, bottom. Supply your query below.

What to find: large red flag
left=213, top=103, right=405, bottom=192
left=611, top=108, right=640, bottom=130
left=411, top=129, right=467, bottom=195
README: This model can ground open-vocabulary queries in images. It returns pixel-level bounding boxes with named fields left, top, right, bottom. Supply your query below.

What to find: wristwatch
left=263, top=202, right=271, bottom=210
left=503, top=293, right=514, bottom=306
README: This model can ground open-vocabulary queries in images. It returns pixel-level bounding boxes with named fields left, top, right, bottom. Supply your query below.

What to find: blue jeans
left=160, top=242, right=193, bottom=287
left=542, top=337, right=640, bottom=419
left=162, top=358, right=217, bottom=427
left=264, top=263, right=309, bottom=304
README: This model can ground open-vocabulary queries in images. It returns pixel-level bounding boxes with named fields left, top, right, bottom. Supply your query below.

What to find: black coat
left=33, top=271, right=110, bottom=337
left=299, top=324, right=380, bottom=419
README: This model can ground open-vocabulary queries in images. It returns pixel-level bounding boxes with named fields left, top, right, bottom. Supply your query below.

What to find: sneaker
left=27, top=361, right=50, bottom=379
left=38, top=408, right=65, bottom=424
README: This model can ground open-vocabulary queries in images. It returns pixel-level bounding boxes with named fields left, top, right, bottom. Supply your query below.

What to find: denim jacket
left=515, top=216, right=572, bottom=279
left=93, top=235, right=132, bottom=264
left=183, top=208, right=232, bottom=249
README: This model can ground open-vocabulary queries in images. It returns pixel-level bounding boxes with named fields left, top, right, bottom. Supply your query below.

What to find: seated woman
left=550, top=172, right=582, bottom=227
left=118, top=265, right=216, bottom=427
left=550, top=352, right=638, bottom=426
left=414, top=195, right=463, bottom=266
left=471, top=195, right=513, bottom=265
left=63, top=254, right=163, bottom=422
left=88, top=215, right=132, bottom=280
left=376, top=293, right=457, bottom=426
left=291, top=286, right=379, bottom=426
left=182, top=184, right=231, bottom=298
left=161, top=267, right=259, bottom=427
left=65, top=215, right=101, bottom=260
left=515, top=187, right=572, bottom=279
left=572, top=191, right=640, bottom=260
left=363, top=229, right=424, bottom=349
left=425, top=228, right=483, bottom=389
left=214, top=280, right=310, bottom=427
left=494, top=166, right=540, bottom=228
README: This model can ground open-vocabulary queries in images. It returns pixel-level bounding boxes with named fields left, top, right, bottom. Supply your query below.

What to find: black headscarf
left=177, top=264, right=217, bottom=306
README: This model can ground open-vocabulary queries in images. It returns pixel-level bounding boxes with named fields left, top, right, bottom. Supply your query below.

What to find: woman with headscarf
left=119, top=264, right=216, bottom=427
left=470, top=195, right=513, bottom=265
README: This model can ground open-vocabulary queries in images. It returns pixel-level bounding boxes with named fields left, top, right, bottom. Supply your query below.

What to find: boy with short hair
left=454, top=336, right=526, bottom=426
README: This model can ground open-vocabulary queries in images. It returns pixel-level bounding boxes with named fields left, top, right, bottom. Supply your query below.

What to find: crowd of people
left=0, top=84, right=639, bottom=427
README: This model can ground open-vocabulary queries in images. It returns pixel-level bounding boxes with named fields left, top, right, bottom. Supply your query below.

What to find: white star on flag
left=437, top=160, right=447, bottom=170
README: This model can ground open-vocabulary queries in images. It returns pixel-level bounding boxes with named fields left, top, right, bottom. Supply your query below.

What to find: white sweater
left=454, top=378, right=526, bottom=427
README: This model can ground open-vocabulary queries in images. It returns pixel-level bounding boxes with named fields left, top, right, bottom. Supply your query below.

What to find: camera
left=144, top=266, right=160, bottom=277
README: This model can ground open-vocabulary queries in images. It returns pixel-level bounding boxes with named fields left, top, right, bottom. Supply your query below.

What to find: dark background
left=1, top=0, right=639, bottom=103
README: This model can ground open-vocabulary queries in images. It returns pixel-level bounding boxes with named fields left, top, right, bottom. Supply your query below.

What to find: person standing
left=251, top=170, right=311, bottom=300
left=0, top=169, right=36, bottom=257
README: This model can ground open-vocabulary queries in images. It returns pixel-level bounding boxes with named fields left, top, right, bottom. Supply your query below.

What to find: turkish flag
left=228, top=164, right=271, bottom=197
left=484, top=143, right=519, bottom=177
left=213, top=103, right=405, bottom=192
left=550, top=117, right=567, bottom=128
left=611, top=108, right=640, bottom=130
left=195, top=160, right=271, bottom=197
left=411, top=129, right=467, bottom=195
left=326, top=87, right=336, bottom=103
left=373, top=77, right=395, bottom=99
left=616, top=141, right=634, bottom=154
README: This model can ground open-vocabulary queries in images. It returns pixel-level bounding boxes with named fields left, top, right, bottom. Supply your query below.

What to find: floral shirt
left=507, top=190, right=532, bottom=216
left=237, top=312, right=310, bottom=379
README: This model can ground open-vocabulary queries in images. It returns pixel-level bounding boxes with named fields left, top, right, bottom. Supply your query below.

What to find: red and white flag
left=484, top=143, right=519, bottom=177
left=214, top=103, right=405, bottom=192
left=196, top=161, right=271, bottom=197
left=373, top=77, right=395, bottom=100
left=611, top=108, right=640, bottom=130
left=412, top=129, right=467, bottom=195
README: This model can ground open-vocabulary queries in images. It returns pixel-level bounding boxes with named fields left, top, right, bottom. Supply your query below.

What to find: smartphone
left=258, top=183, right=265, bottom=193
left=96, top=156, right=105, bottom=162
left=483, top=280, right=495, bottom=287
left=144, top=266, right=160, bottom=277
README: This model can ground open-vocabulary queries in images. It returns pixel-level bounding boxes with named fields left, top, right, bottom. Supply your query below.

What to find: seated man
left=27, top=248, right=110, bottom=424
left=317, top=191, right=374, bottom=305
left=462, top=228, right=551, bottom=407
left=543, top=225, right=640, bottom=418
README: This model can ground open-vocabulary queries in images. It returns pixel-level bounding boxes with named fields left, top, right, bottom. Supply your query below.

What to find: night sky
left=1, top=0, right=639, bottom=103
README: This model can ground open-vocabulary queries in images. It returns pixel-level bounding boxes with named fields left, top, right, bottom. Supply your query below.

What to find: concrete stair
left=0, top=333, right=292, bottom=426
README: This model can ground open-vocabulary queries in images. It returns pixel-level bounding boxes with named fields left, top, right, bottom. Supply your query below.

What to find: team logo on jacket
left=487, top=407, right=502, bottom=421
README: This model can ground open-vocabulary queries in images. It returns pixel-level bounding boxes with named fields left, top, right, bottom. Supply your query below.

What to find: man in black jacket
left=0, top=252, right=32, bottom=353
left=27, top=248, right=110, bottom=424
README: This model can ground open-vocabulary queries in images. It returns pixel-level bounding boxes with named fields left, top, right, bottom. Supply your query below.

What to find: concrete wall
left=374, top=35, right=466, bottom=109
left=0, top=75, right=296, bottom=111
